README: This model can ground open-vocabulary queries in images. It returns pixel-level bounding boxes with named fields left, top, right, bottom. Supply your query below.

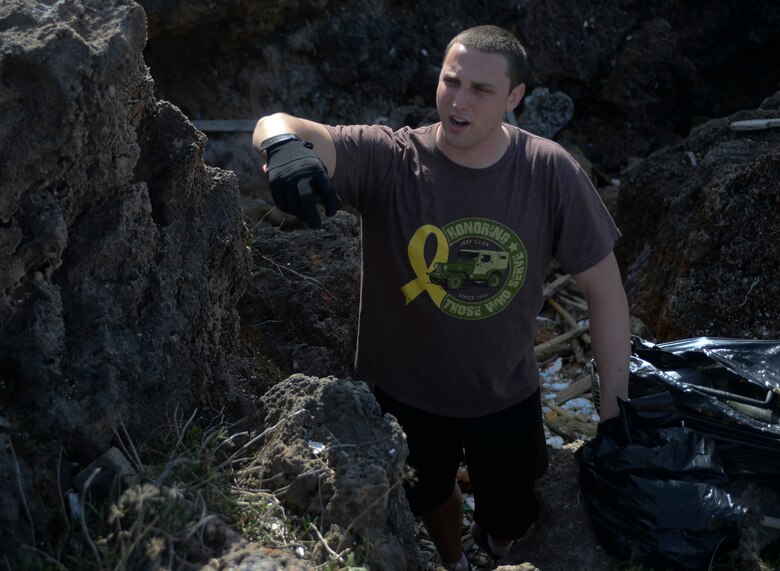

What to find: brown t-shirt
left=325, top=123, right=620, bottom=417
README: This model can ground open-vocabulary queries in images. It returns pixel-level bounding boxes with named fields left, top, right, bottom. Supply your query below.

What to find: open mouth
left=450, top=116, right=470, bottom=128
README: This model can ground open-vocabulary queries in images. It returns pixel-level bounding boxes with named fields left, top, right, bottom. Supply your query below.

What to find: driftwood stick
left=543, top=417, right=578, bottom=443
left=535, top=323, right=589, bottom=358
left=761, top=516, right=780, bottom=529
left=547, top=297, right=588, bottom=360
left=545, top=404, right=596, bottom=439
left=548, top=403, right=591, bottom=422
left=548, top=297, right=579, bottom=328
left=547, top=404, right=597, bottom=436
left=555, top=374, right=592, bottom=405
left=557, top=293, right=589, bottom=312
left=571, top=337, right=586, bottom=364
left=543, top=274, right=571, bottom=299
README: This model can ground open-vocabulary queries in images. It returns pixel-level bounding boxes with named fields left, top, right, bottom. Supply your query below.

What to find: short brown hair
left=444, top=25, right=527, bottom=89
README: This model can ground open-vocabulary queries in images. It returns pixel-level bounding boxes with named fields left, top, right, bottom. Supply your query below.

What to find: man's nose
left=451, top=88, right=468, bottom=110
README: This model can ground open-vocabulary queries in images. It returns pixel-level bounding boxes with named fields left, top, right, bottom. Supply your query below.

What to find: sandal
left=441, top=551, right=472, bottom=571
left=470, top=522, right=508, bottom=564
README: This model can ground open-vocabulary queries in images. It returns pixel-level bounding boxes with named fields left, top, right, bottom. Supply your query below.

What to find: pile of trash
left=533, top=269, right=605, bottom=448
left=625, top=336, right=780, bottom=484
left=580, top=336, right=780, bottom=570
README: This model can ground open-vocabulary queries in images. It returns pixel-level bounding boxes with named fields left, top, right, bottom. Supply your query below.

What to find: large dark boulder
left=615, top=92, right=780, bottom=340
left=520, top=0, right=780, bottom=169
left=0, top=0, right=248, bottom=556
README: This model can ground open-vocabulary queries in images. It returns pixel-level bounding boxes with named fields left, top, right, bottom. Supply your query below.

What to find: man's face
left=436, top=44, right=524, bottom=163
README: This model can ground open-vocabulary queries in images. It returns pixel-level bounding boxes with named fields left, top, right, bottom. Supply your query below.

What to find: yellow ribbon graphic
left=400, top=224, right=449, bottom=306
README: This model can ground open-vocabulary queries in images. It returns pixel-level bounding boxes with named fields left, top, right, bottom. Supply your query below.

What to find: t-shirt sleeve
left=550, top=150, right=621, bottom=275
left=323, top=124, right=398, bottom=213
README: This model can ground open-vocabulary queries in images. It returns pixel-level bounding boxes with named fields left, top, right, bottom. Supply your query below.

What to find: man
left=253, top=25, right=630, bottom=571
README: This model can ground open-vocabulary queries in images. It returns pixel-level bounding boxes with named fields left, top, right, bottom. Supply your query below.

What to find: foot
left=470, top=522, right=511, bottom=563
left=441, top=551, right=471, bottom=571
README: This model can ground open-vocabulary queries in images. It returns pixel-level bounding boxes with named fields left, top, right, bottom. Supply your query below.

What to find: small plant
left=16, top=406, right=369, bottom=570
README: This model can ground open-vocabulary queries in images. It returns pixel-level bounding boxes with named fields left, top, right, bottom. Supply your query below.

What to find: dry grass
left=15, top=406, right=369, bottom=571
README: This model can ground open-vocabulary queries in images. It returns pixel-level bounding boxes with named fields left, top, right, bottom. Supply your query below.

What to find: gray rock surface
left=616, top=92, right=780, bottom=340
left=0, top=0, right=248, bottom=557
left=238, top=211, right=360, bottom=379
left=256, top=374, right=420, bottom=570
left=517, top=87, right=574, bottom=139
left=203, top=545, right=314, bottom=570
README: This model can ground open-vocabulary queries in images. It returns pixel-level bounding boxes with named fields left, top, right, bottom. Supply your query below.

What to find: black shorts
left=374, top=387, right=549, bottom=540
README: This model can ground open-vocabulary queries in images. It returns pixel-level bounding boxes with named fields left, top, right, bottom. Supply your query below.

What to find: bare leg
left=420, top=482, right=464, bottom=563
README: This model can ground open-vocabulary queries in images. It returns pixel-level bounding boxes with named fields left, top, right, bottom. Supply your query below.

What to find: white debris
left=540, top=357, right=563, bottom=377
left=67, top=491, right=81, bottom=518
left=546, top=435, right=564, bottom=449
left=307, top=440, right=326, bottom=455
left=562, top=397, right=594, bottom=416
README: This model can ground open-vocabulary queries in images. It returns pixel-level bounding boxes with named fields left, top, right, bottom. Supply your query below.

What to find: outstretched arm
left=572, top=251, right=630, bottom=421
left=253, top=113, right=337, bottom=176
left=252, top=113, right=340, bottom=228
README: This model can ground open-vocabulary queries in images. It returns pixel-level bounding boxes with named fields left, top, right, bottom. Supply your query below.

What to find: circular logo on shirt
left=400, top=218, right=527, bottom=320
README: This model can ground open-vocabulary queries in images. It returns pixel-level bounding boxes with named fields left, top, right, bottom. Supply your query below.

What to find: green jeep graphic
left=428, top=249, right=509, bottom=290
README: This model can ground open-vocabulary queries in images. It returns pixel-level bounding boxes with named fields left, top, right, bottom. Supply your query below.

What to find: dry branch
left=571, top=338, right=586, bottom=364
left=543, top=273, right=572, bottom=299
left=546, top=404, right=597, bottom=439
left=555, top=374, right=593, bottom=405
left=557, top=293, right=588, bottom=312
left=548, top=297, right=579, bottom=328
left=534, top=323, right=590, bottom=358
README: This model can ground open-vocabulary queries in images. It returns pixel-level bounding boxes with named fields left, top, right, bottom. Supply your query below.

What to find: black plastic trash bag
left=625, top=336, right=780, bottom=484
left=578, top=394, right=747, bottom=570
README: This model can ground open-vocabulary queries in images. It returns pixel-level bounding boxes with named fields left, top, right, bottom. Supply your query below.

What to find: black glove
left=596, top=416, right=621, bottom=440
left=262, top=134, right=341, bottom=229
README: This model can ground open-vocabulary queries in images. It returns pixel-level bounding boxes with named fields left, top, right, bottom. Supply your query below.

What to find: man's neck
left=435, top=124, right=510, bottom=169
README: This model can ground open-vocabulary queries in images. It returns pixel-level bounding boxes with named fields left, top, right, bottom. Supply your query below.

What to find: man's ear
left=506, top=83, right=526, bottom=113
